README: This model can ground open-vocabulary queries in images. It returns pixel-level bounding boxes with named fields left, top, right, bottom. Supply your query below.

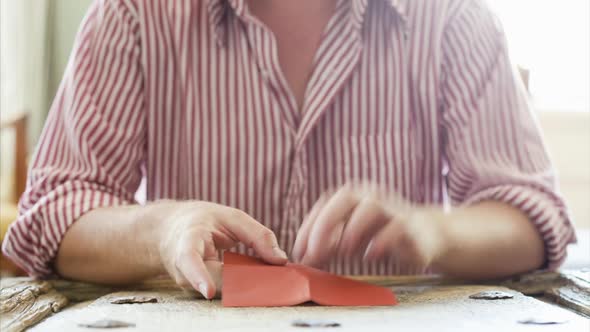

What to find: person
left=3, top=0, right=575, bottom=300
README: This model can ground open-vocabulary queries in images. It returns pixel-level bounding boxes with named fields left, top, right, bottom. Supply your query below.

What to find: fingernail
left=198, top=282, right=209, bottom=299
left=273, top=247, right=288, bottom=260
left=364, top=242, right=375, bottom=261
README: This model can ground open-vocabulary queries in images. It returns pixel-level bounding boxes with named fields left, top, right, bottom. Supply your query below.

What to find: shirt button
left=260, top=69, right=270, bottom=79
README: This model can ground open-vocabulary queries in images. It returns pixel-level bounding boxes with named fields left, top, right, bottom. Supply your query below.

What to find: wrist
left=134, top=201, right=173, bottom=275
left=410, top=207, right=452, bottom=267
left=428, top=207, right=462, bottom=270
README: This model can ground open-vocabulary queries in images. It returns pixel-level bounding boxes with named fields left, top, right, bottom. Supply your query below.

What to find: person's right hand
left=154, top=201, right=288, bottom=299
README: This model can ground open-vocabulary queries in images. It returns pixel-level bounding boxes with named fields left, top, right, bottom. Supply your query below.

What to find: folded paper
left=222, top=252, right=398, bottom=307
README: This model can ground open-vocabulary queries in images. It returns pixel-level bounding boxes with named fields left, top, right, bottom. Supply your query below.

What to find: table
left=1, top=270, right=588, bottom=331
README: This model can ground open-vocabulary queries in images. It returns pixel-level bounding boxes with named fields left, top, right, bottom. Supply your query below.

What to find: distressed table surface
left=1, top=270, right=588, bottom=332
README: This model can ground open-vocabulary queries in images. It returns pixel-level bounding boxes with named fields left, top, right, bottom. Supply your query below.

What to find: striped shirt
left=3, top=0, right=576, bottom=278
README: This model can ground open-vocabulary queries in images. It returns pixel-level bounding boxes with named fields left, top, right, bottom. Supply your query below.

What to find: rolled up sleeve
left=2, top=0, right=145, bottom=278
left=441, top=0, right=576, bottom=270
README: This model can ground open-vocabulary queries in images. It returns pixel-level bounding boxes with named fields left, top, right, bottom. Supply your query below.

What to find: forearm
left=55, top=204, right=165, bottom=284
left=433, top=201, right=545, bottom=279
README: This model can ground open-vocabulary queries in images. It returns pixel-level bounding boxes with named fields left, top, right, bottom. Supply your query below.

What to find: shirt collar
left=350, top=0, right=408, bottom=30
left=207, top=0, right=408, bottom=47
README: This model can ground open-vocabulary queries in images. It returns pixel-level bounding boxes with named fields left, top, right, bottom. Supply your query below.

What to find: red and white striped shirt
left=3, top=0, right=576, bottom=277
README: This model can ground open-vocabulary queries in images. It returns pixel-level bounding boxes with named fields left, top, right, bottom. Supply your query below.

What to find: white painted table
left=2, top=271, right=588, bottom=332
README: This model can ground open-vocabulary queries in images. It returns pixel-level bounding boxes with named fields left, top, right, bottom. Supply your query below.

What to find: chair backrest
left=0, top=112, right=29, bottom=204
left=518, top=66, right=530, bottom=92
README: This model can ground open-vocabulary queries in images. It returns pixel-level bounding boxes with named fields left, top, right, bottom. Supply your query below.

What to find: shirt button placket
left=260, top=69, right=270, bottom=81
left=295, top=149, right=309, bottom=227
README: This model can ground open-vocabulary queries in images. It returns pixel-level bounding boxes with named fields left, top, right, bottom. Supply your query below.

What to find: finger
left=175, top=238, right=216, bottom=299
left=174, top=273, right=194, bottom=292
left=390, top=237, right=427, bottom=274
left=218, top=207, right=288, bottom=265
left=366, top=223, right=423, bottom=273
left=177, top=260, right=223, bottom=298
left=366, top=211, right=434, bottom=273
left=364, top=219, right=407, bottom=261
left=303, top=221, right=346, bottom=268
left=205, top=260, right=223, bottom=297
left=292, top=194, right=329, bottom=262
left=301, top=186, right=359, bottom=267
left=338, top=196, right=390, bottom=258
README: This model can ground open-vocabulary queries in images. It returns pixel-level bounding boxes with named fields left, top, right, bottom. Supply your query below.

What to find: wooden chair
left=518, top=66, right=530, bottom=92
left=0, top=111, right=28, bottom=276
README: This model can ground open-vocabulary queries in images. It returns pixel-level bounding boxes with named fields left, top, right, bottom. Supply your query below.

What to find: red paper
left=222, top=252, right=398, bottom=307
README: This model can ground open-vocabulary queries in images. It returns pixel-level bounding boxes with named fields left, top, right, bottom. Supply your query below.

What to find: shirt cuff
left=2, top=184, right=133, bottom=278
left=462, top=185, right=577, bottom=271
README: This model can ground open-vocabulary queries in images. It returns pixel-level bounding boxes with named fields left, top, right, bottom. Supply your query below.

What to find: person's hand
left=292, top=184, right=448, bottom=273
left=155, top=201, right=287, bottom=298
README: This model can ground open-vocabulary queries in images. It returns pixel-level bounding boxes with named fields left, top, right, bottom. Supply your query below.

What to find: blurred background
left=0, top=1, right=588, bottom=274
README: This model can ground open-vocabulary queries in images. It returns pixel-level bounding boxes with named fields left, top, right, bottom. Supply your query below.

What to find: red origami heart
left=222, top=252, right=398, bottom=307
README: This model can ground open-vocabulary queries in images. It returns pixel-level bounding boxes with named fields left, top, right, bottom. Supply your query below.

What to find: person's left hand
left=292, top=183, right=448, bottom=273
